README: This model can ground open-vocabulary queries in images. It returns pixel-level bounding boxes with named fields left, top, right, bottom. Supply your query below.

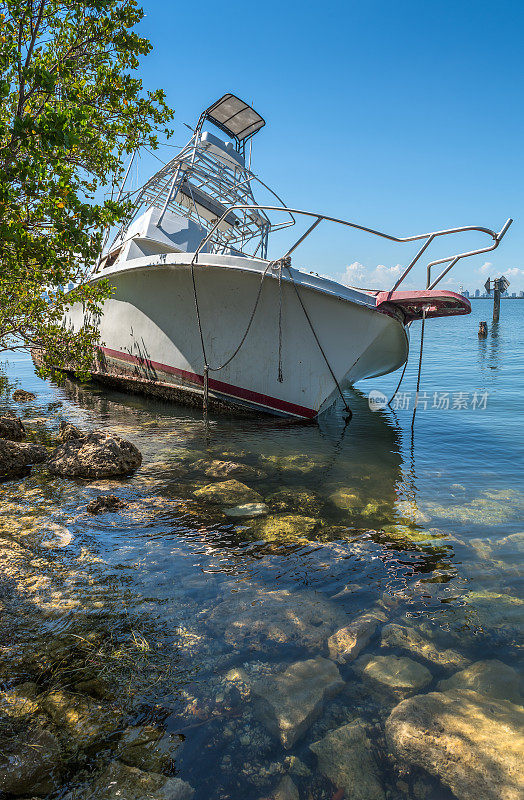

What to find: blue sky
left=135, top=0, right=523, bottom=292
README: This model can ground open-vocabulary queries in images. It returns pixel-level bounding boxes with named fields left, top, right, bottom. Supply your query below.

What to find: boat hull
left=65, top=257, right=408, bottom=418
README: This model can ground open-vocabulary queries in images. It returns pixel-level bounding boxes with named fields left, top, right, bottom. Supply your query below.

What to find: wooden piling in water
left=493, top=288, right=501, bottom=323
left=484, top=275, right=510, bottom=324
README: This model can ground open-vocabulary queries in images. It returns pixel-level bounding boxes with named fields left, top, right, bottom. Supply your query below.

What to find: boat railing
left=191, top=204, right=512, bottom=291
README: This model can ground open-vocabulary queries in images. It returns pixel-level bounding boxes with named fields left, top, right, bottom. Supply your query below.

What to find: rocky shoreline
left=0, top=385, right=523, bottom=800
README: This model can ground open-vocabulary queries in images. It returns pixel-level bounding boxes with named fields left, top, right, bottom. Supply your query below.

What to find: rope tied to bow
left=190, top=252, right=352, bottom=422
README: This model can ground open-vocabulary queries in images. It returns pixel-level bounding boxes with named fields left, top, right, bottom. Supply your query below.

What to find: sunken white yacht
left=65, top=94, right=511, bottom=419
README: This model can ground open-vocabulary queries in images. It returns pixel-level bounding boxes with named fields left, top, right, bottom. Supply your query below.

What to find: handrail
left=191, top=203, right=512, bottom=291
left=426, top=217, right=513, bottom=289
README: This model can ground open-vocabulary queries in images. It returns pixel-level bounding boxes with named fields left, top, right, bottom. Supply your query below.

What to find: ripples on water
left=0, top=302, right=522, bottom=800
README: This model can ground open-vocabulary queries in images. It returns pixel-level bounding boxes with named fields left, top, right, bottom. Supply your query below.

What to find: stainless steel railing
left=191, top=203, right=512, bottom=291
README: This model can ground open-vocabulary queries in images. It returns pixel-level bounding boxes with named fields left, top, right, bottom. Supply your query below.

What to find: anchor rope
left=190, top=254, right=352, bottom=421
left=284, top=265, right=352, bottom=419
left=190, top=257, right=275, bottom=414
left=411, top=307, right=428, bottom=429
left=387, top=340, right=410, bottom=408
left=277, top=265, right=284, bottom=382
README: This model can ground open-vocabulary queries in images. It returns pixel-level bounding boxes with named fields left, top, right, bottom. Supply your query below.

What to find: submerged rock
left=310, top=720, right=385, bottom=800
left=386, top=688, right=524, bottom=800
left=381, top=623, right=470, bottom=670
left=266, top=488, right=325, bottom=516
left=252, top=656, right=344, bottom=748
left=12, top=388, right=36, bottom=402
left=0, top=683, right=40, bottom=720
left=74, top=677, right=114, bottom=700
left=251, top=513, right=320, bottom=543
left=285, top=755, right=312, bottom=778
left=328, top=609, right=387, bottom=662
left=87, top=494, right=126, bottom=514
left=117, top=724, right=184, bottom=773
left=437, top=659, right=522, bottom=704
left=0, top=412, right=25, bottom=441
left=193, top=479, right=262, bottom=505
left=354, top=653, right=432, bottom=697
left=329, top=488, right=361, bottom=510
left=195, top=459, right=265, bottom=480
left=40, top=689, right=122, bottom=750
left=424, top=490, right=524, bottom=526
left=48, top=428, right=142, bottom=478
left=224, top=502, right=268, bottom=518
left=259, top=453, right=321, bottom=475
left=74, top=760, right=194, bottom=800
left=462, top=590, right=524, bottom=633
left=273, top=774, right=299, bottom=800
left=0, top=438, right=46, bottom=480
left=207, top=587, right=346, bottom=650
left=0, top=726, right=62, bottom=796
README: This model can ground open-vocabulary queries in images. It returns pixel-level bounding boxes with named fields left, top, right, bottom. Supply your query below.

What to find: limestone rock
left=224, top=502, right=268, bottom=518
left=0, top=437, right=46, bottom=480
left=78, top=760, right=194, bottom=800
left=57, top=421, right=85, bottom=442
left=437, top=659, right=522, bottom=703
left=328, top=609, right=386, bottom=662
left=193, top=479, right=262, bottom=505
left=40, top=690, right=122, bottom=749
left=381, top=623, right=470, bottom=670
left=310, top=720, right=385, bottom=800
left=251, top=656, right=344, bottom=748
left=207, top=587, right=346, bottom=650
left=12, top=389, right=36, bottom=402
left=386, top=689, right=524, bottom=800
left=0, top=726, right=62, bottom=796
left=0, top=411, right=25, bottom=440
left=354, top=654, right=432, bottom=697
left=87, top=494, right=126, bottom=514
left=48, top=429, right=142, bottom=478
left=16, top=441, right=48, bottom=463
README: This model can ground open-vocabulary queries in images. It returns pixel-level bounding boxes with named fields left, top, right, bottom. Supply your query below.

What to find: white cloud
left=505, top=267, right=524, bottom=277
left=340, top=261, right=366, bottom=285
left=478, top=261, right=492, bottom=275
left=340, top=261, right=403, bottom=289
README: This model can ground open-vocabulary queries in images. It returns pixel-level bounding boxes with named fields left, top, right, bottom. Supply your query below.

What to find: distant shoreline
left=468, top=296, right=523, bottom=300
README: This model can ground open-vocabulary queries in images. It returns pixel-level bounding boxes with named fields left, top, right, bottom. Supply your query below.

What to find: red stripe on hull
left=99, top=346, right=317, bottom=419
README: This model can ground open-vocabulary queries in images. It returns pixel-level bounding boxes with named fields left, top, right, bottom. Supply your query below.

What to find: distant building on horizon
left=475, top=289, right=480, bottom=298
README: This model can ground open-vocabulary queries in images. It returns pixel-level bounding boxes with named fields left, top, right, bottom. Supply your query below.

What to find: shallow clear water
left=1, top=300, right=522, bottom=800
